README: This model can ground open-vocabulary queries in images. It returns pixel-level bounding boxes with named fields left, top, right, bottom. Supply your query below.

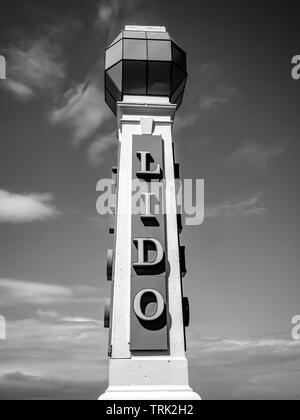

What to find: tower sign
left=100, top=26, right=200, bottom=400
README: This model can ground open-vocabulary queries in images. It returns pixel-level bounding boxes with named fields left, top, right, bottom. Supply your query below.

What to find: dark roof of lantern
left=105, top=27, right=188, bottom=115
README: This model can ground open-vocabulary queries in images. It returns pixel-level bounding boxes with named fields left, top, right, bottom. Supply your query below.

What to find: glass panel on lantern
left=147, top=62, right=171, bottom=96
left=173, top=92, right=184, bottom=109
left=109, top=32, right=123, bottom=48
left=105, top=40, right=123, bottom=70
left=171, top=78, right=186, bottom=103
left=106, top=61, right=123, bottom=91
left=172, top=43, right=187, bottom=72
left=124, top=39, right=147, bottom=60
left=172, top=63, right=186, bottom=91
left=147, top=32, right=170, bottom=40
left=148, top=40, right=172, bottom=61
left=106, top=74, right=121, bottom=103
left=123, top=61, right=147, bottom=95
left=124, top=31, right=146, bottom=39
left=105, top=90, right=117, bottom=115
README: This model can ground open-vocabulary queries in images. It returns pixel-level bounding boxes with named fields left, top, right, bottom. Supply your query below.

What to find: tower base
left=99, top=386, right=201, bottom=401
left=99, top=359, right=201, bottom=400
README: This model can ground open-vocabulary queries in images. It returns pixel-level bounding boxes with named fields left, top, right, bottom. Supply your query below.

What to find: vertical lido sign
left=130, top=135, right=169, bottom=352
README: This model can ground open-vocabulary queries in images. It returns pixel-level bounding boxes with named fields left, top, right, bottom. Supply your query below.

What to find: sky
left=0, top=0, right=300, bottom=400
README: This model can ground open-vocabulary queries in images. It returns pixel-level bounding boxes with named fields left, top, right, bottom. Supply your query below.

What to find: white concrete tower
left=99, top=26, right=200, bottom=401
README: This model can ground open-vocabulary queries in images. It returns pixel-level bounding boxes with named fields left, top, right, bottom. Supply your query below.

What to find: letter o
left=134, top=289, right=164, bottom=322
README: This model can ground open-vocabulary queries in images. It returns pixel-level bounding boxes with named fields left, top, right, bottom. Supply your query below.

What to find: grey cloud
left=195, top=61, right=224, bottom=90
left=225, top=140, right=286, bottom=170
left=0, top=315, right=108, bottom=387
left=174, top=114, right=199, bottom=131
left=206, top=191, right=268, bottom=219
left=2, top=17, right=81, bottom=101
left=1, top=15, right=82, bottom=102
left=0, top=372, right=104, bottom=400
left=37, top=309, right=102, bottom=325
left=4, top=40, right=64, bottom=101
left=0, top=189, right=59, bottom=224
left=95, top=0, right=145, bottom=28
left=87, top=132, right=117, bottom=165
left=0, top=279, right=104, bottom=307
left=187, top=334, right=300, bottom=400
left=175, top=61, right=241, bottom=131
left=49, top=79, right=111, bottom=145
left=198, top=94, right=229, bottom=111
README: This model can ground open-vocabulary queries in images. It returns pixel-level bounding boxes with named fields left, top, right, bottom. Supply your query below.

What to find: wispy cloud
left=4, top=39, right=65, bottom=100
left=175, top=61, right=240, bottom=131
left=37, top=310, right=101, bottom=325
left=49, top=1, right=143, bottom=152
left=2, top=18, right=81, bottom=101
left=174, top=114, right=199, bottom=131
left=87, top=132, right=117, bottom=165
left=198, top=94, right=228, bottom=111
left=197, top=79, right=240, bottom=113
left=0, top=279, right=103, bottom=307
left=49, top=81, right=111, bottom=145
left=2, top=80, right=35, bottom=100
left=225, top=140, right=286, bottom=170
left=49, top=61, right=116, bottom=164
left=187, top=333, right=300, bottom=400
left=206, top=191, right=268, bottom=219
left=195, top=61, right=224, bottom=89
left=95, top=0, right=144, bottom=29
left=0, top=189, right=59, bottom=224
left=0, top=312, right=108, bottom=397
left=96, top=1, right=119, bottom=27
left=189, top=334, right=300, bottom=356
left=0, top=372, right=102, bottom=400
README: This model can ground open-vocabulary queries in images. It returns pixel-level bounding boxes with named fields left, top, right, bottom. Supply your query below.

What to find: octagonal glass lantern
left=105, top=26, right=188, bottom=115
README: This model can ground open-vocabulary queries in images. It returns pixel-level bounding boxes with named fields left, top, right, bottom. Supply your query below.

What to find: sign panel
left=130, top=135, right=169, bottom=352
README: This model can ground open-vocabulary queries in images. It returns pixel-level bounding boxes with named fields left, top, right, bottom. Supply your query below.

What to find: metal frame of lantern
left=105, top=29, right=188, bottom=115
